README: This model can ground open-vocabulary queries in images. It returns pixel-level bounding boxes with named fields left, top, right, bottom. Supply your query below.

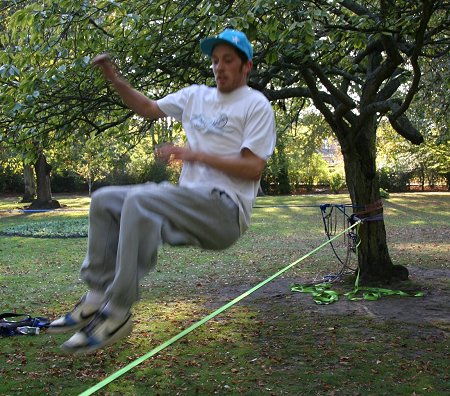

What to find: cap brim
left=200, top=37, right=233, bottom=57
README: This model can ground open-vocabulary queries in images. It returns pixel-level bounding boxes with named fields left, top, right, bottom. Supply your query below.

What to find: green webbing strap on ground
left=290, top=283, right=339, bottom=305
left=78, top=221, right=361, bottom=396
left=292, top=267, right=424, bottom=304
left=344, top=267, right=424, bottom=301
left=345, top=287, right=424, bottom=301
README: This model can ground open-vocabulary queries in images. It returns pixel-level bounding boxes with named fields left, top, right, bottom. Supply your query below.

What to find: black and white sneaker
left=47, top=295, right=100, bottom=334
left=61, top=311, right=132, bottom=355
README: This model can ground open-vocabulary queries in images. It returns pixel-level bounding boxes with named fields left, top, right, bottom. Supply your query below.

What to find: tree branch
left=361, top=35, right=403, bottom=106
left=340, top=0, right=379, bottom=19
left=255, top=86, right=311, bottom=101
left=300, top=68, right=342, bottom=133
left=388, top=102, right=424, bottom=145
left=309, top=61, right=356, bottom=109
left=88, top=18, right=115, bottom=39
left=375, top=68, right=404, bottom=102
left=391, top=0, right=433, bottom=119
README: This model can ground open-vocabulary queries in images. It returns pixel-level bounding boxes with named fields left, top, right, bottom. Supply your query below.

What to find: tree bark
left=20, top=164, right=36, bottom=203
left=339, top=120, right=408, bottom=283
left=28, top=153, right=60, bottom=209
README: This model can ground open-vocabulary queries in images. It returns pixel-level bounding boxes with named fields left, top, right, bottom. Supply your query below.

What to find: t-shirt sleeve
left=156, top=85, right=195, bottom=121
left=242, top=97, right=276, bottom=161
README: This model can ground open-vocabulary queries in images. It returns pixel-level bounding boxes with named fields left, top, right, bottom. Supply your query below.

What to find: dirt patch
left=201, top=266, right=450, bottom=331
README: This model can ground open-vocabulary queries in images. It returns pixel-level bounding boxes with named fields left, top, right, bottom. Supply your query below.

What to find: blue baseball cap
left=200, top=29, right=253, bottom=61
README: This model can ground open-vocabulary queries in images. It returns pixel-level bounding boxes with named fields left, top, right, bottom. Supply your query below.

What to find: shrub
left=329, top=172, right=346, bottom=193
left=378, top=167, right=411, bottom=192
left=379, top=188, right=390, bottom=198
left=51, top=171, right=86, bottom=193
left=0, top=164, right=23, bottom=193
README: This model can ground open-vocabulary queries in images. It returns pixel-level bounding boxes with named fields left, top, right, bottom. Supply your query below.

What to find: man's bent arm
left=196, top=149, right=266, bottom=181
left=158, top=145, right=266, bottom=181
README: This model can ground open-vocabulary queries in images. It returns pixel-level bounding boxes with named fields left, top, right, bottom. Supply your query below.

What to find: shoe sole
left=46, top=319, right=92, bottom=335
left=46, top=311, right=98, bottom=335
left=61, top=316, right=133, bottom=355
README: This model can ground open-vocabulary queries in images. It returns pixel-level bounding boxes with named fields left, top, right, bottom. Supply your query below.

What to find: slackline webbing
left=291, top=270, right=424, bottom=304
left=78, top=220, right=361, bottom=396
left=344, top=267, right=424, bottom=301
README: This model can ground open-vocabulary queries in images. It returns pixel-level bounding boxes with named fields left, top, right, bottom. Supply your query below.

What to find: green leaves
left=0, top=64, right=20, bottom=78
left=301, top=21, right=315, bottom=47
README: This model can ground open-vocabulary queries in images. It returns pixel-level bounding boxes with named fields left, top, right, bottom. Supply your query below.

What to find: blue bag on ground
left=0, top=312, right=50, bottom=336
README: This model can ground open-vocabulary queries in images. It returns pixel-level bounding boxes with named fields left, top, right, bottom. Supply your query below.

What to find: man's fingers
left=92, top=53, right=111, bottom=66
left=155, top=143, right=174, bottom=162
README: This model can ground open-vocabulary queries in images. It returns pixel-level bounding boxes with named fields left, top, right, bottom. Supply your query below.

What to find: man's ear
left=245, top=60, right=253, bottom=78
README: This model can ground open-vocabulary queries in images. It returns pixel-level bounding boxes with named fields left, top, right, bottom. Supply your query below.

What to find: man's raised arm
left=92, top=54, right=166, bottom=120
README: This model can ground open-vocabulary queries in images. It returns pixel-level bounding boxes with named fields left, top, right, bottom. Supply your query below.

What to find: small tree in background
left=329, top=172, right=346, bottom=194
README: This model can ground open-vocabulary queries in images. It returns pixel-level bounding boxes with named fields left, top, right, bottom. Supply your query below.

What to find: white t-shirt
left=157, top=84, right=276, bottom=233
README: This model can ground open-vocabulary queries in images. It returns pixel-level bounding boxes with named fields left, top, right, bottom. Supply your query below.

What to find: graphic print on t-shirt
left=191, top=113, right=229, bottom=134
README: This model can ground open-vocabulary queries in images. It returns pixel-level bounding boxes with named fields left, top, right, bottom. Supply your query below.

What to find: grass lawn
left=0, top=192, right=449, bottom=395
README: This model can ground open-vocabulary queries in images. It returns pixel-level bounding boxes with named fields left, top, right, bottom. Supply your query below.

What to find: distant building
left=319, top=137, right=343, bottom=171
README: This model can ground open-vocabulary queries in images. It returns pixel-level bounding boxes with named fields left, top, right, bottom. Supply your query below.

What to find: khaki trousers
left=80, top=182, right=240, bottom=309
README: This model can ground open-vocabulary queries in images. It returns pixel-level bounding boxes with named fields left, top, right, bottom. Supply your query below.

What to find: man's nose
left=215, top=59, right=224, bottom=71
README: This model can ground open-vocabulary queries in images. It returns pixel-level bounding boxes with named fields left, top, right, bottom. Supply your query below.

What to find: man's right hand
left=92, top=54, right=117, bottom=81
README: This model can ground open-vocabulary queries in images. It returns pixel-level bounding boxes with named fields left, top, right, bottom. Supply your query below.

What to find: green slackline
left=78, top=220, right=361, bottom=396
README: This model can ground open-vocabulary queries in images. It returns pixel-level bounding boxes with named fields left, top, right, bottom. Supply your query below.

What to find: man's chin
left=217, top=84, right=233, bottom=93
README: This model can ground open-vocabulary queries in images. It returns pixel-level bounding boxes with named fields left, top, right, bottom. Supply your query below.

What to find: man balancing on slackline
left=47, top=28, right=276, bottom=354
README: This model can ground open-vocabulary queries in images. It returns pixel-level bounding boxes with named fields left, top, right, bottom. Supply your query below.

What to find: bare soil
left=201, top=266, right=450, bottom=330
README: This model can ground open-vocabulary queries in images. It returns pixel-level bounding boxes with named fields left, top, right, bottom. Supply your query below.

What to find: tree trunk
left=276, top=144, right=291, bottom=194
left=20, top=164, right=36, bottom=203
left=339, top=121, right=408, bottom=284
left=28, top=153, right=60, bottom=209
left=419, top=165, right=425, bottom=191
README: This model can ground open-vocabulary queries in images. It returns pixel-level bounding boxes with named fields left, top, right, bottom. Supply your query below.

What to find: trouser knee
left=90, top=186, right=124, bottom=214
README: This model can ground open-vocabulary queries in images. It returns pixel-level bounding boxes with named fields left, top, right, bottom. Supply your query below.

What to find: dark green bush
left=0, top=164, right=23, bottom=193
left=51, top=171, right=86, bottom=193
left=378, top=168, right=411, bottom=192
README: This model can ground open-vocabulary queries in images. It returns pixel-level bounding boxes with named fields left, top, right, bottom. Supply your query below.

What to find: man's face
left=211, top=44, right=252, bottom=93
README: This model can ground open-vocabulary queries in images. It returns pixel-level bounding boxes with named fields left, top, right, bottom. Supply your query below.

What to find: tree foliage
left=1, top=0, right=449, bottom=281
left=2, top=0, right=448, bottom=150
